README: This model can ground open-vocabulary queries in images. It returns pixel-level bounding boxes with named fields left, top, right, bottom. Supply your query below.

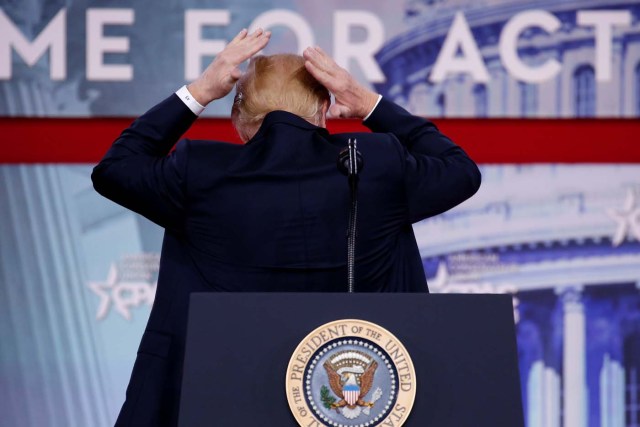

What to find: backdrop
left=1, top=1, right=640, bottom=426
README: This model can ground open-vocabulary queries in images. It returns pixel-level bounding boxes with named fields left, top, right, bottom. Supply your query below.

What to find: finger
left=328, top=103, right=348, bottom=118
left=229, top=28, right=248, bottom=45
left=253, top=30, right=271, bottom=46
left=306, top=45, right=325, bottom=56
left=249, top=28, right=264, bottom=38
left=304, top=60, right=331, bottom=85
left=304, top=51, right=334, bottom=80
left=230, top=67, right=242, bottom=81
left=303, top=47, right=324, bottom=68
left=245, top=31, right=271, bottom=57
left=228, top=31, right=270, bottom=64
left=311, top=47, right=341, bottom=78
left=311, top=46, right=333, bottom=65
left=243, top=30, right=270, bottom=49
left=303, top=46, right=317, bottom=58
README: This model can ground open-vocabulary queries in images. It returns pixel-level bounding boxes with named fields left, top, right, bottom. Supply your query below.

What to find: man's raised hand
left=188, top=28, right=271, bottom=105
left=303, top=46, right=379, bottom=119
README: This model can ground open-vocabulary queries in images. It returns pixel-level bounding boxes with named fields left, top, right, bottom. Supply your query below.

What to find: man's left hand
left=187, top=28, right=271, bottom=105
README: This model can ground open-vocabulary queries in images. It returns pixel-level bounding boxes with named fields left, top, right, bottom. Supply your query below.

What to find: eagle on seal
left=323, top=359, right=379, bottom=410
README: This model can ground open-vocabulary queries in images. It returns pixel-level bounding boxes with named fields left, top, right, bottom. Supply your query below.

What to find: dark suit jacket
left=92, top=95, right=481, bottom=426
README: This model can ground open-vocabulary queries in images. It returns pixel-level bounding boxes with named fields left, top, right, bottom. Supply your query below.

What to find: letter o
left=249, top=10, right=314, bottom=54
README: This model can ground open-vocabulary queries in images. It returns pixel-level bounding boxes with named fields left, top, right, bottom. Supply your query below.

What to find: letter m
left=0, top=8, right=66, bottom=80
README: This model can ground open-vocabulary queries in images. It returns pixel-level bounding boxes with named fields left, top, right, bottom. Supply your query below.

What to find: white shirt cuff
left=176, top=85, right=206, bottom=116
left=363, top=94, right=383, bottom=121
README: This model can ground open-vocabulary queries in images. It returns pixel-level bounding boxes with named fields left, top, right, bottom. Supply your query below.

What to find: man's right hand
left=303, top=46, right=379, bottom=120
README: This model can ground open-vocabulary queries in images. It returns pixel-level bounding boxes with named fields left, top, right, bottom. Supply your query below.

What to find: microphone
left=337, top=142, right=364, bottom=176
left=337, top=139, right=363, bottom=293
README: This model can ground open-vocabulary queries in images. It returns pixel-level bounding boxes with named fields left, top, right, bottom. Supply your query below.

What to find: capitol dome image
left=375, top=0, right=640, bottom=118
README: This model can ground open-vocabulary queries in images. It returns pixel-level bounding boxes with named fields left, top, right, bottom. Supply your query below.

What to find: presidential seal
left=286, top=319, right=416, bottom=427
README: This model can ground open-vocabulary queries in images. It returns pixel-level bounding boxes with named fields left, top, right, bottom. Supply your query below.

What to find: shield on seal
left=343, top=383, right=360, bottom=406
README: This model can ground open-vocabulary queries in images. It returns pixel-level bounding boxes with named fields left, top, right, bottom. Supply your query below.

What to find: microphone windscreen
left=337, top=147, right=364, bottom=176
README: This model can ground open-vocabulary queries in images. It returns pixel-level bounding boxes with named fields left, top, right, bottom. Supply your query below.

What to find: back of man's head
left=231, top=54, right=330, bottom=142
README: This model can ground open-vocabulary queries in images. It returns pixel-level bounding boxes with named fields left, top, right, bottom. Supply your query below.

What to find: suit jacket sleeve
left=91, top=94, right=197, bottom=230
left=363, top=97, right=481, bottom=223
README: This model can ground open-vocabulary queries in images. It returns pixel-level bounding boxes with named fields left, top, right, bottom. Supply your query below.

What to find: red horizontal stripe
left=0, top=118, right=638, bottom=164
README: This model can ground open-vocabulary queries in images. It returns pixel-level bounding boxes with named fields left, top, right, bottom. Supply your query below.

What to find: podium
left=178, top=293, right=524, bottom=426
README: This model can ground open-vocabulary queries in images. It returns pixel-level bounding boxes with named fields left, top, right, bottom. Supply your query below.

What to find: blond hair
left=231, top=54, right=330, bottom=142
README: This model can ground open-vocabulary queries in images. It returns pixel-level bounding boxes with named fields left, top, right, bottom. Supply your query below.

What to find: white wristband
left=176, top=85, right=206, bottom=116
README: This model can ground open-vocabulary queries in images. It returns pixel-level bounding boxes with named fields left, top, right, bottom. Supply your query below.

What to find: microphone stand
left=338, top=139, right=362, bottom=293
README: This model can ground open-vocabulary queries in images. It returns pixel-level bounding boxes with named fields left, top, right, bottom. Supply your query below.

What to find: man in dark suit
left=92, top=28, right=480, bottom=426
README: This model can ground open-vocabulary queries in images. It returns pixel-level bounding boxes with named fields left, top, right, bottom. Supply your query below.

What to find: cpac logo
left=88, top=254, right=159, bottom=321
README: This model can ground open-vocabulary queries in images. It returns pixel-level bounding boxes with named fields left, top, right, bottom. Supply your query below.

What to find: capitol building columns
left=559, top=285, right=588, bottom=427
left=527, top=358, right=561, bottom=427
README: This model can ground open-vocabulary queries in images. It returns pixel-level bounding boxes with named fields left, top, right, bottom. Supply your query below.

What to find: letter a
left=430, top=12, right=489, bottom=83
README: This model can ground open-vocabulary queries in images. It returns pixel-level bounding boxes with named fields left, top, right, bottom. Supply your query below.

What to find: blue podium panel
left=179, top=293, right=523, bottom=427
